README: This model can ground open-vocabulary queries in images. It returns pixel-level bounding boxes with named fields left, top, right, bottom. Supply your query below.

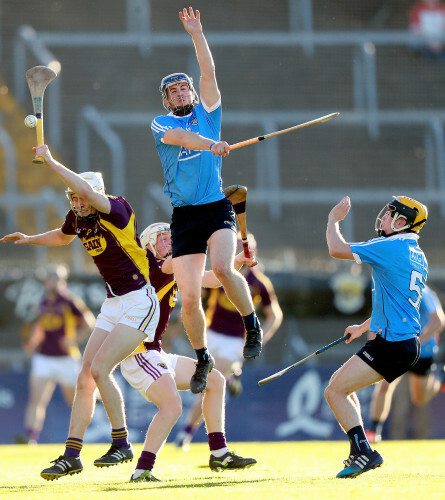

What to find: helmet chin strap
left=76, top=212, right=99, bottom=223
left=172, top=104, right=194, bottom=116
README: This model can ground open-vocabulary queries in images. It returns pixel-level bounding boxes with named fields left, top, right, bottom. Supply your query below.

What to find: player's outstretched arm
left=1, top=228, right=75, bottom=246
left=179, top=7, right=220, bottom=108
left=33, top=144, right=111, bottom=214
left=163, top=129, right=229, bottom=157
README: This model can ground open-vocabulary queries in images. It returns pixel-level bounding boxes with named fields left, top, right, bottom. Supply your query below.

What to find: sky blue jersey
left=350, top=233, right=428, bottom=341
left=151, top=100, right=225, bottom=207
left=418, top=286, right=440, bottom=358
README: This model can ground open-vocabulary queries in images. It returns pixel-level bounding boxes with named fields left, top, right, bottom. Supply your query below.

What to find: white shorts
left=207, top=328, right=244, bottom=363
left=120, top=349, right=178, bottom=402
left=95, top=284, right=159, bottom=341
left=31, top=352, right=80, bottom=386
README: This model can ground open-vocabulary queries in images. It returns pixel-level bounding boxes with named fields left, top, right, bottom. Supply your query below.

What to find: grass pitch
left=1, top=441, right=445, bottom=499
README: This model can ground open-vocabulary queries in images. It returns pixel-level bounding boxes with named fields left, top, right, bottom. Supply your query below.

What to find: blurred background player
left=366, top=285, right=445, bottom=443
left=325, top=195, right=428, bottom=479
left=1, top=144, right=160, bottom=480
left=151, top=7, right=263, bottom=395
left=16, top=265, right=95, bottom=445
left=121, top=222, right=256, bottom=481
left=175, top=233, right=283, bottom=450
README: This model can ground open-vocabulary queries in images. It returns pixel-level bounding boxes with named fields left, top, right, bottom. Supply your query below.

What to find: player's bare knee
left=77, top=367, right=96, bottom=392
left=180, top=291, right=202, bottom=311
left=160, top=395, right=182, bottom=422
left=207, top=368, right=225, bottom=393
left=90, top=362, right=110, bottom=384
left=212, top=263, right=232, bottom=283
left=324, top=382, right=337, bottom=404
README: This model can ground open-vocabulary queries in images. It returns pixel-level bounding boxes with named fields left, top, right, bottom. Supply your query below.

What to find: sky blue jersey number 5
left=350, top=233, right=428, bottom=342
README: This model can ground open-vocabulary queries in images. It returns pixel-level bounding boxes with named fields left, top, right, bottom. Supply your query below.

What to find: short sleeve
left=151, top=115, right=180, bottom=147
left=99, top=196, right=133, bottom=230
left=350, top=238, right=388, bottom=268
left=61, top=210, right=77, bottom=235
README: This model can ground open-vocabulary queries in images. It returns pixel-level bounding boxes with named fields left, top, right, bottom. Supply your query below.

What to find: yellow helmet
left=392, top=196, right=428, bottom=233
left=376, top=196, right=428, bottom=236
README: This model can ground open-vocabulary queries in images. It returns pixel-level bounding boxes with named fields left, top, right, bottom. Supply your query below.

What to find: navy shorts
left=356, top=334, right=420, bottom=383
left=171, top=198, right=237, bottom=258
left=409, top=356, right=434, bottom=376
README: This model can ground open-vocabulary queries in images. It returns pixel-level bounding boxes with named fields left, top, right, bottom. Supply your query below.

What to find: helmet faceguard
left=159, top=73, right=199, bottom=116
left=65, top=171, right=105, bottom=222
left=140, top=222, right=171, bottom=260
left=375, top=196, right=428, bottom=237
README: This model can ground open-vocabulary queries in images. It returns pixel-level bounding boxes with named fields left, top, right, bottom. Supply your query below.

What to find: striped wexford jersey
left=205, top=268, right=275, bottom=339
left=61, top=196, right=149, bottom=297
left=37, top=292, right=85, bottom=358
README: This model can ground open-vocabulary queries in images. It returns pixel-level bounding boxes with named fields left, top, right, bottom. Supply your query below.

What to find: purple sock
left=27, top=429, right=40, bottom=442
left=208, top=432, right=227, bottom=452
left=184, top=424, right=199, bottom=436
left=136, top=451, right=156, bottom=471
left=64, top=437, right=83, bottom=458
left=111, top=427, right=130, bottom=449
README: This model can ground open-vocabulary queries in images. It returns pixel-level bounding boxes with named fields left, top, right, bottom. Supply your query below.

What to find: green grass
left=1, top=441, right=445, bottom=499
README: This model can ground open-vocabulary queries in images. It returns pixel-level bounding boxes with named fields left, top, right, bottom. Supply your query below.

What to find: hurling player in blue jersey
left=151, top=7, right=262, bottom=395
left=325, top=195, right=428, bottom=479
left=366, top=285, right=445, bottom=443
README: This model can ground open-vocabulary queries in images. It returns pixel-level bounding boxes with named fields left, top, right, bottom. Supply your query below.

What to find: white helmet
left=65, top=172, right=105, bottom=219
left=140, top=222, right=171, bottom=259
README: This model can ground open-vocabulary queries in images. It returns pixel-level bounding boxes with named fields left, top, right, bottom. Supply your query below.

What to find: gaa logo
left=82, top=234, right=107, bottom=256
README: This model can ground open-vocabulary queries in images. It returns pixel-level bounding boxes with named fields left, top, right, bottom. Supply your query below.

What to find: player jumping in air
left=325, top=195, right=428, bottom=478
left=151, top=7, right=263, bottom=396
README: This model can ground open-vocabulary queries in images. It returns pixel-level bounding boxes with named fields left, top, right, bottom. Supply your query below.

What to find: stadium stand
left=2, top=1, right=445, bottom=271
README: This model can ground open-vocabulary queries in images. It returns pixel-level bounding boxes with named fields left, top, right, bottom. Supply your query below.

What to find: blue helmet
left=159, top=72, right=199, bottom=115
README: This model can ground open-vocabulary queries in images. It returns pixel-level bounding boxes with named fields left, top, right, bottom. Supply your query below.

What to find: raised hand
left=32, top=144, right=53, bottom=164
left=329, top=196, right=351, bottom=223
left=179, top=7, right=202, bottom=36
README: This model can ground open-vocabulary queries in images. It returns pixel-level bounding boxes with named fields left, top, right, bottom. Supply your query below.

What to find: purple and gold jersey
left=205, top=268, right=275, bottom=338
left=37, top=292, right=84, bottom=358
left=131, top=250, right=178, bottom=355
left=61, top=196, right=149, bottom=297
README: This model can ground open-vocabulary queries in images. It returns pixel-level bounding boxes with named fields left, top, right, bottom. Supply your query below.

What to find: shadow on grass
left=0, top=476, right=277, bottom=493
left=103, top=477, right=275, bottom=491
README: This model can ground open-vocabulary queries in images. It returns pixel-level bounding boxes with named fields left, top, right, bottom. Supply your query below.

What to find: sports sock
left=27, top=428, right=40, bottom=442
left=111, top=427, right=130, bottom=449
left=64, top=437, right=83, bottom=458
left=208, top=431, right=229, bottom=456
left=242, top=312, right=260, bottom=331
left=135, top=450, right=156, bottom=473
left=195, top=347, right=210, bottom=363
left=347, top=425, right=373, bottom=456
left=184, top=424, right=199, bottom=437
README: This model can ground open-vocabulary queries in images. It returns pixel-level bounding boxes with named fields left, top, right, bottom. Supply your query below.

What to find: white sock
left=132, top=468, right=149, bottom=479
left=211, top=447, right=230, bottom=458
